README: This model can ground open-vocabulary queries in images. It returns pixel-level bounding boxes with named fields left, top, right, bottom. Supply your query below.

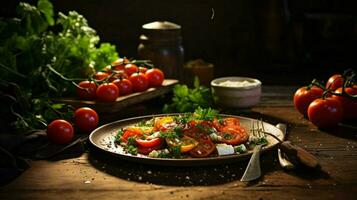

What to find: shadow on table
left=87, top=147, right=280, bottom=186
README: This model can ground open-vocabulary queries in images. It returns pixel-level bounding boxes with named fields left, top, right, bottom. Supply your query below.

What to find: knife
left=240, top=144, right=263, bottom=182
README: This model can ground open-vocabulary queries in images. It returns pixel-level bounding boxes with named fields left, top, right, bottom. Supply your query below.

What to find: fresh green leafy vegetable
left=0, top=0, right=119, bottom=133
left=163, top=77, right=214, bottom=113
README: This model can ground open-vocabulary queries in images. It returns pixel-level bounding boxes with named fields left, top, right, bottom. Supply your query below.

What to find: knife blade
left=276, top=123, right=295, bottom=170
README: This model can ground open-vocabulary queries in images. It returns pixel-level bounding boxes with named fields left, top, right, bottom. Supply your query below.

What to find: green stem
left=0, top=63, right=26, bottom=78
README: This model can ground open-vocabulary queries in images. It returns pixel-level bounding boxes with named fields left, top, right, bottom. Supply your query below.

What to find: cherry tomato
left=112, top=58, right=130, bottom=71
left=93, top=72, right=109, bottom=81
left=74, top=107, right=99, bottom=133
left=166, top=136, right=198, bottom=153
left=219, top=117, right=240, bottom=128
left=96, top=83, right=119, bottom=102
left=189, top=137, right=216, bottom=158
left=326, top=74, right=344, bottom=91
left=293, top=86, right=324, bottom=116
left=76, top=81, right=97, bottom=100
left=139, top=67, right=148, bottom=74
left=146, top=68, right=164, bottom=87
left=129, top=72, right=149, bottom=92
left=307, top=97, right=343, bottom=128
left=217, top=125, right=248, bottom=145
left=47, top=119, right=74, bottom=145
left=112, top=78, right=133, bottom=96
left=124, top=64, right=139, bottom=76
left=333, top=86, right=357, bottom=120
left=136, top=137, right=163, bottom=148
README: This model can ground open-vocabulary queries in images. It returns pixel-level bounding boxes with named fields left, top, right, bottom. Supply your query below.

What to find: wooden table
left=1, top=86, right=357, bottom=200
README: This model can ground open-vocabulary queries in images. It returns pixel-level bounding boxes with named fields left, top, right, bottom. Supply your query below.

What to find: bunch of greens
left=0, top=0, right=118, bottom=133
left=163, top=78, right=214, bottom=113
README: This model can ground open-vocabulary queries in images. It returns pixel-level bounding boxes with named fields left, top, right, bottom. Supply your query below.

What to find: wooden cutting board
left=54, top=79, right=178, bottom=113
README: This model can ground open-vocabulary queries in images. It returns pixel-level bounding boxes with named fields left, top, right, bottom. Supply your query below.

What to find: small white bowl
left=211, top=77, right=262, bottom=108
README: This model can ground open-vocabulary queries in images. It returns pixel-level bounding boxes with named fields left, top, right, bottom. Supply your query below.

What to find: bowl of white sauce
left=211, top=77, right=262, bottom=108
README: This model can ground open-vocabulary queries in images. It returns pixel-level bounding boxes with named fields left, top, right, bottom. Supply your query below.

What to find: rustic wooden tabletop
left=1, top=86, right=356, bottom=200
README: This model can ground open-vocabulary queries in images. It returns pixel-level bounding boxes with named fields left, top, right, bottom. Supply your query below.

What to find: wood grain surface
left=1, top=86, right=357, bottom=200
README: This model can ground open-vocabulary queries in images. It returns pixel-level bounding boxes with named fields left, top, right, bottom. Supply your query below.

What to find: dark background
left=1, top=0, right=357, bottom=85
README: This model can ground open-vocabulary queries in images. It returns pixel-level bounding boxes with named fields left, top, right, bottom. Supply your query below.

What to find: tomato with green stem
left=124, top=64, right=139, bottom=76
left=294, top=86, right=324, bottom=116
left=326, top=74, right=344, bottom=91
left=146, top=68, right=164, bottom=87
left=129, top=72, right=149, bottom=92
left=96, top=83, right=119, bottom=102
left=93, top=71, right=109, bottom=81
left=76, top=81, right=97, bottom=100
left=112, top=78, right=133, bottom=96
left=307, top=97, right=343, bottom=128
left=332, top=86, right=357, bottom=120
left=47, top=119, right=74, bottom=145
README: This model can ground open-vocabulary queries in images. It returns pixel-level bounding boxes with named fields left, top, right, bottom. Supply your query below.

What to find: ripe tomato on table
left=293, top=86, right=324, bottom=116
left=129, top=72, right=149, bottom=92
left=96, top=83, right=119, bottom=102
left=307, top=97, right=343, bottom=128
left=332, top=86, right=357, bottom=120
left=76, top=81, right=97, bottom=100
left=146, top=68, right=164, bottom=87
left=326, top=74, right=344, bottom=91
left=74, top=107, right=99, bottom=133
left=47, top=119, right=74, bottom=145
left=112, top=78, right=133, bottom=96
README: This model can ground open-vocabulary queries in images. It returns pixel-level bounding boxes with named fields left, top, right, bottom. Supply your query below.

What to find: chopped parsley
left=114, top=129, right=124, bottom=143
left=124, top=145, right=138, bottom=155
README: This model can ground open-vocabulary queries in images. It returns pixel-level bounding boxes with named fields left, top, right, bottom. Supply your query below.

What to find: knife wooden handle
left=279, top=141, right=320, bottom=169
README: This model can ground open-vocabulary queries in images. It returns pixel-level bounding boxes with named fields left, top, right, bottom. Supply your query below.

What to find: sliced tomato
left=166, top=136, right=198, bottom=153
left=137, top=145, right=162, bottom=155
left=153, top=116, right=175, bottom=131
left=189, top=137, right=216, bottom=158
left=217, top=125, right=248, bottom=145
left=136, top=137, right=163, bottom=148
left=121, top=128, right=143, bottom=142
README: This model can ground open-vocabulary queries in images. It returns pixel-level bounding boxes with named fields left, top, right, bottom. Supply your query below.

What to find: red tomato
left=332, top=86, right=357, bottom=120
left=139, top=67, right=148, bottom=74
left=129, top=72, right=149, bottom=92
left=326, top=74, right=344, bottom=91
left=74, top=107, right=99, bottom=133
left=307, top=97, right=343, bottom=128
left=121, top=128, right=143, bottom=143
left=112, top=78, right=133, bottom=96
left=136, top=137, right=163, bottom=148
left=189, top=137, right=216, bottom=158
left=217, top=125, right=249, bottom=145
left=146, top=68, right=164, bottom=87
left=76, top=81, right=97, bottom=100
left=124, top=64, right=139, bottom=76
left=96, top=83, right=119, bottom=102
left=293, top=86, right=324, bottom=116
left=93, top=72, right=109, bottom=81
left=47, top=119, right=74, bottom=145
left=112, top=58, right=130, bottom=71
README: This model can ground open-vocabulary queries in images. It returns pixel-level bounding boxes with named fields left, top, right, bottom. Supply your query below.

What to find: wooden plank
left=54, top=79, right=178, bottom=113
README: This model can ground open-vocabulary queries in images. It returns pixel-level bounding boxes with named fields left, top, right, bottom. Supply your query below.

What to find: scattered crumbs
left=233, top=183, right=238, bottom=187
left=138, top=176, right=142, bottom=181
left=231, top=174, right=236, bottom=177
left=147, top=170, right=152, bottom=174
left=185, top=176, right=190, bottom=180
left=199, top=179, right=203, bottom=183
left=306, top=183, right=312, bottom=189
left=213, top=168, right=217, bottom=171
left=332, top=183, right=337, bottom=186
left=319, top=143, right=323, bottom=147
left=84, top=180, right=91, bottom=184
left=219, top=174, right=225, bottom=178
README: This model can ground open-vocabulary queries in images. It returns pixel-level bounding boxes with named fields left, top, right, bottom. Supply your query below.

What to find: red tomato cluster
left=294, top=73, right=357, bottom=129
left=76, top=58, right=165, bottom=102
left=46, top=107, right=99, bottom=145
